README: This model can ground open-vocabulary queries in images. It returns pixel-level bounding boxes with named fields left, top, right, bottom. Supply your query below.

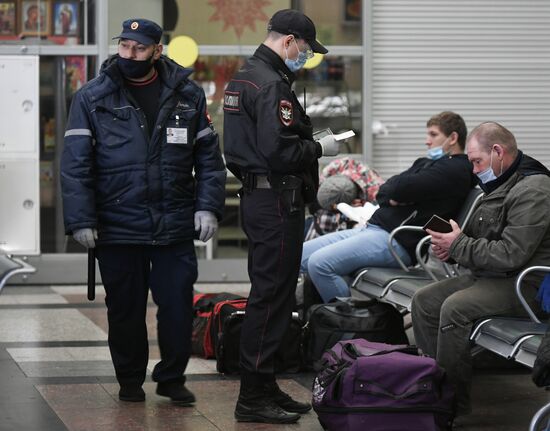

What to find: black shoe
left=156, top=381, right=196, bottom=405
left=265, top=382, right=312, bottom=413
left=118, top=385, right=145, bottom=402
left=234, top=396, right=301, bottom=424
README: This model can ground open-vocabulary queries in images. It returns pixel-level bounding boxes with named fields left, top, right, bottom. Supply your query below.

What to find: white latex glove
left=318, top=135, right=340, bottom=156
left=73, top=228, right=98, bottom=249
left=194, top=211, right=218, bottom=242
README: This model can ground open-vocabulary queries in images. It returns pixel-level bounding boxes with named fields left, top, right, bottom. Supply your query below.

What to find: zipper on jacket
left=120, top=87, right=150, bottom=140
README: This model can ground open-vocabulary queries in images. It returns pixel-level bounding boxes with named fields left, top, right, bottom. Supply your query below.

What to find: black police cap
left=267, top=9, right=328, bottom=54
left=113, top=18, right=162, bottom=46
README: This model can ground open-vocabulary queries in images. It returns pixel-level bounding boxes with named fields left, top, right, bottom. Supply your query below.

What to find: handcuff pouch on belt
left=241, top=172, right=258, bottom=193
left=272, top=174, right=303, bottom=214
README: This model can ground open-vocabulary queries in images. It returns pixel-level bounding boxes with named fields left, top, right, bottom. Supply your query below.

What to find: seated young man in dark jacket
left=301, top=111, right=477, bottom=302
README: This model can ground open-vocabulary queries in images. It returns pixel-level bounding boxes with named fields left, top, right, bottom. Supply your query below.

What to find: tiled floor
left=0, top=284, right=549, bottom=431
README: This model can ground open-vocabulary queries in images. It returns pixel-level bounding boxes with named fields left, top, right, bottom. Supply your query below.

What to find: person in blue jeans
left=301, top=111, right=477, bottom=302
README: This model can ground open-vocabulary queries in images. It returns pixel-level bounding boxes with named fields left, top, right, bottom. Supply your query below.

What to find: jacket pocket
left=94, top=105, right=134, bottom=149
left=473, top=207, right=503, bottom=240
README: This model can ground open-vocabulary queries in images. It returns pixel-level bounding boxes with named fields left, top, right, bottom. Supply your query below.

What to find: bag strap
left=332, top=297, right=377, bottom=312
left=342, top=341, right=418, bottom=359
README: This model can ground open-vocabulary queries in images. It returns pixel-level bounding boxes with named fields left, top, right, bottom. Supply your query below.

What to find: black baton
left=87, top=248, right=96, bottom=301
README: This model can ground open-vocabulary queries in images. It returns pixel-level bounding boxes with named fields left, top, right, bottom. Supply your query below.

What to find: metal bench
left=470, top=318, right=547, bottom=360
left=0, top=252, right=36, bottom=294
left=350, top=187, right=484, bottom=307
left=470, top=266, right=549, bottom=361
left=466, top=265, right=550, bottom=431
left=383, top=277, right=440, bottom=312
left=515, top=335, right=542, bottom=369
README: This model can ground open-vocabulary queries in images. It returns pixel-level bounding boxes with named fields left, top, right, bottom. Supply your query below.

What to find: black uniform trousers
left=239, top=187, right=305, bottom=383
left=96, top=241, right=197, bottom=387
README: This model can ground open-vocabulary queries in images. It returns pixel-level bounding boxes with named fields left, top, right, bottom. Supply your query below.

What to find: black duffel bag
left=303, top=297, right=409, bottom=370
left=216, top=311, right=303, bottom=374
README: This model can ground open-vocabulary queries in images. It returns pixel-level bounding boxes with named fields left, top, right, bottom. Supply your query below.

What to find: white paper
left=333, top=130, right=355, bottom=141
left=337, top=202, right=379, bottom=226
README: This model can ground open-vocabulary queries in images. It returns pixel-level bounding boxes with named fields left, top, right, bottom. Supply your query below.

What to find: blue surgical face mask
left=284, top=39, right=308, bottom=72
left=476, top=149, right=498, bottom=184
left=427, top=146, right=445, bottom=160
left=427, top=136, right=452, bottom=160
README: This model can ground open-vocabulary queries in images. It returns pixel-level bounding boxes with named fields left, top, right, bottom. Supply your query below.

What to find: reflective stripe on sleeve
left=64, top=129, right=93, bottom=137
left=196, top=127, right=213, bottom=140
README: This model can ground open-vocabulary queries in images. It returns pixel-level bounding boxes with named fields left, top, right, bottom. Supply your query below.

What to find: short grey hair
left=468, top=122, right=518, bottom=156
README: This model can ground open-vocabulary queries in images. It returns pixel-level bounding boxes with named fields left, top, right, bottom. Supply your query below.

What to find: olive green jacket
left=450, top=154, right=550, bottom=285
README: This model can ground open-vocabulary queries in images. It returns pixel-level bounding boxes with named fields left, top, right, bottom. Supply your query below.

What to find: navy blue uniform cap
left=267, top=9, right=328, bottom=54
left=114, top=18, right=162, bottom=45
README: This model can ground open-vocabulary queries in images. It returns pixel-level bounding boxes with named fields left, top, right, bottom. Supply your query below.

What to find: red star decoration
left=208, top=0, right=271, bottom=39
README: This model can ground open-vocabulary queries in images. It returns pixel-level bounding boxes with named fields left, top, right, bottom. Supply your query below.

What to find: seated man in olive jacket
left=412, top=121, right=550, bottom=417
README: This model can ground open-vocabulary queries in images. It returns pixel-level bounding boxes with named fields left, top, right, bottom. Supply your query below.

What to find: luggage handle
left=343, top=342, right=418, bottom=359
left=332, top=297, right=377, bottom=312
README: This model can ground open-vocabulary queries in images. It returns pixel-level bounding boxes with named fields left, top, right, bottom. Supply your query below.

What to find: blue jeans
left=300, top=224, right=411, bottom=302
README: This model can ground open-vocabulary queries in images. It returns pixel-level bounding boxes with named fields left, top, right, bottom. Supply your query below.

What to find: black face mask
left=117, top=52, right=155, bottom=79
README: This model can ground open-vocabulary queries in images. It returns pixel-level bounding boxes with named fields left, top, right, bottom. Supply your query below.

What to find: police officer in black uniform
left=223, top=9, right=339, bottom=424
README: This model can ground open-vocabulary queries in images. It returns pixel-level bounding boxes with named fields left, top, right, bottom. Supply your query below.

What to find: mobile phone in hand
left=423, top=215, right=453, bottom=233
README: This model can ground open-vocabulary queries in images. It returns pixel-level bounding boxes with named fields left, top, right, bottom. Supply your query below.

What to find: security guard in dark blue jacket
left=223, top=9, right=339, bottom=424
left=61, top=18, right=226, bottom=404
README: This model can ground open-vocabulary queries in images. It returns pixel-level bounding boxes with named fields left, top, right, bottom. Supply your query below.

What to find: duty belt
left=242, top=172, right=272, bottom=190
left=254, top=175, right=271, bottom=189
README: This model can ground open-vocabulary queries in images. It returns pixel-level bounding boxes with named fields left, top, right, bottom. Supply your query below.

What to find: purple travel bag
left=312, top=339, right=455, bottom=431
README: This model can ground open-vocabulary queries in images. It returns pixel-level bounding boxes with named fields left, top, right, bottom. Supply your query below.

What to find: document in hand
left=313, top=128, right=356, bottom=141
left=337, top=202, right=379, bottom=227
left=422, top=215, right=453, bottom=233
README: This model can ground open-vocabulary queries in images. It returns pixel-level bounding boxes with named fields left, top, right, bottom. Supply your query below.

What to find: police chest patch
left=279, top=100, right=293, bottom=126
left=223, top=91, right=240, bottom=112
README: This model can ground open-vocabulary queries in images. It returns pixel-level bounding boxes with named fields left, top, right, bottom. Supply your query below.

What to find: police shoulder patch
left=279, top=100, right=293, bottom=126
left=223, top=91, right=240, bottom=112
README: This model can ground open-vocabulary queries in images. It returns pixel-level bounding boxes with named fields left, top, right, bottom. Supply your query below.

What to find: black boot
left=118, top=384, right=145, bottom=402
left=265, top=381, right=312, bottom=413
left=156, top=380, right=196, bottom=405
left=235, top=379, right=301, bottom=424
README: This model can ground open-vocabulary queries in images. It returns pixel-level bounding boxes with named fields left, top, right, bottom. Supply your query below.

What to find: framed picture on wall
left=0, top=1, right=17, bottom=35
left=20, top=0, right=50, bottom=36
left=52, top=0, right=77, bottom=36
left=343, top=0, right=361, bottom=24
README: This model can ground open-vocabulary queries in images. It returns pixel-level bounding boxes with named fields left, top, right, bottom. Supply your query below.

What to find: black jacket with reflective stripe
left=61, top=55, right=226, bottom=244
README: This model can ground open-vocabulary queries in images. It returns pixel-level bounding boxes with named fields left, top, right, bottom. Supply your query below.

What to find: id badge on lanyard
left=167, top=127, right=188, bottom=144
left=166, top=114, right=188, bottom=144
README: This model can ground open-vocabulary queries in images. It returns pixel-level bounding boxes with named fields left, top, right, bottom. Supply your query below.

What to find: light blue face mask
left=476, top=149, right=498, bottom=184
left=285, top=39, right=308, bottom=72
left=427, top=146, right=445, bottom=160
left=477, top=166, right=497, bottom=184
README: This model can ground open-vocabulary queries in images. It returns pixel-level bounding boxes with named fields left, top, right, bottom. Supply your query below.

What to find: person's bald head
left=466, top=122, right=518, bottom=177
